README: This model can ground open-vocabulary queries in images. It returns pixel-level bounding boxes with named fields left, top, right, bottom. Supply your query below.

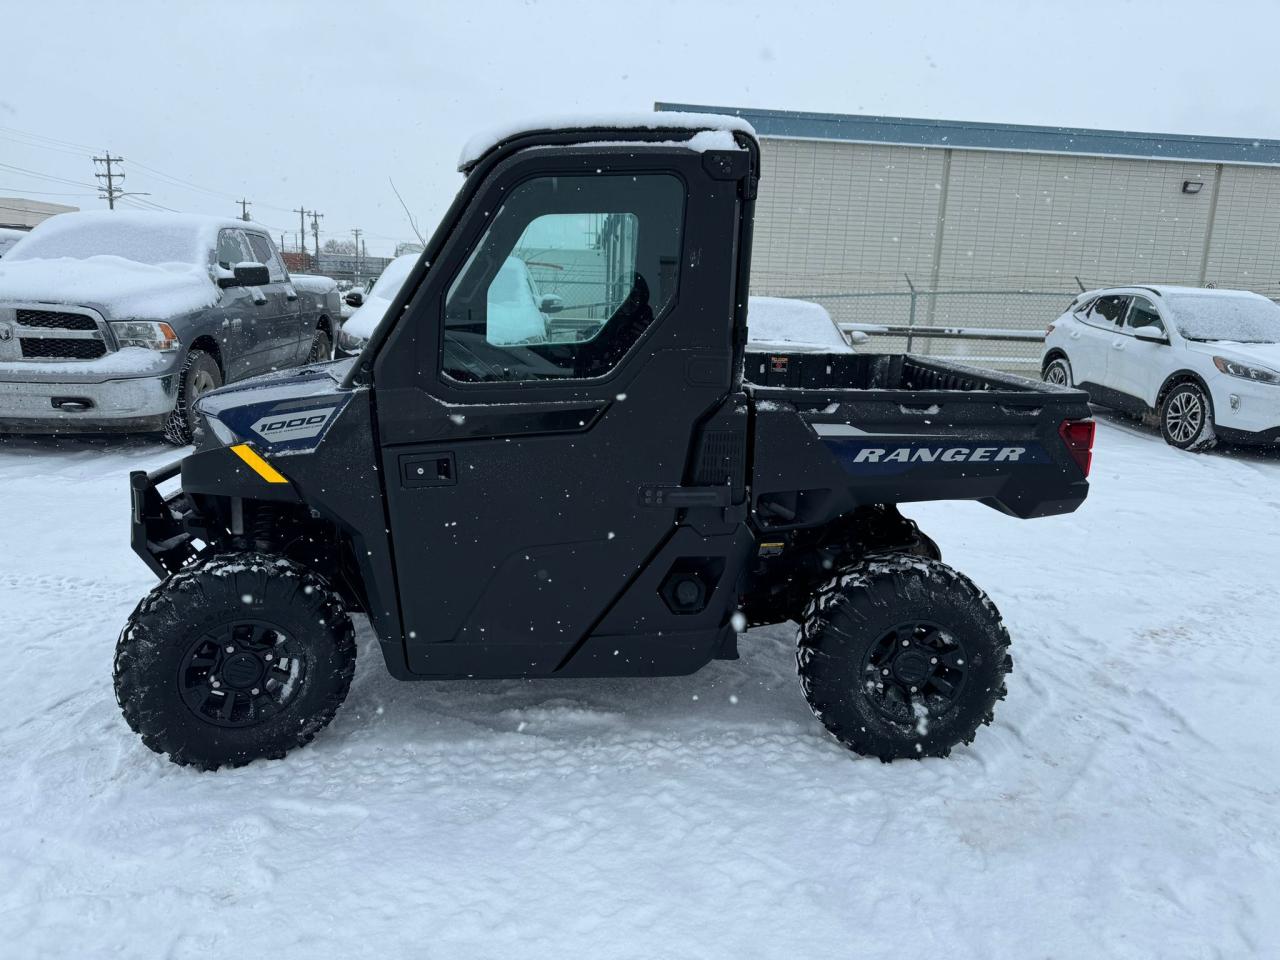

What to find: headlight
left=338, top=328, right=368, bottom=352
left=110, top=320, right=179, bottom=351
left=1213, top=356, right=1280, bottom=385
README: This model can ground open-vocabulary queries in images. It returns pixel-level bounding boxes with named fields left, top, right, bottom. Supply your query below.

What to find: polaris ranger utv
left=117, top=113, right=1094, bottom=770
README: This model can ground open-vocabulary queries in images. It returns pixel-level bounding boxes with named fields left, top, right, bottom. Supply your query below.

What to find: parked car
left=745, top=296, right=857, bottom=353
left=336, top=253, right=418, bottom=356
left=0, top=211, right=340, bottom=443
left=1042, top=285, right=1280, bottom=449
left=0, top=227, right=28, bottom=258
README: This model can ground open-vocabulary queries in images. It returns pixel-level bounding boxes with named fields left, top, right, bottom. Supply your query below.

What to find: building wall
left=750, top=137, right=1280, bottom=368
left=0, top=197, right=78, bottom=229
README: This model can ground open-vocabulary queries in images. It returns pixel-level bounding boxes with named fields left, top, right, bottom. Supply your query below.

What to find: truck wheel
left=1159, top=381, right=1216, bottom=451
left=113, top=553, right=356, bottom=771
left=163, top=349, right=221, bottom=445
left=307, top=328, right=332, bottom=363
left=797, top=555, right=1011, bottom=761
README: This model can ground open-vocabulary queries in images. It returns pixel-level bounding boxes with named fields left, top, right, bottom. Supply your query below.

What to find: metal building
left=657, top=102, right=1280, bottom=370
left=0, top=197, right=78, bottom=230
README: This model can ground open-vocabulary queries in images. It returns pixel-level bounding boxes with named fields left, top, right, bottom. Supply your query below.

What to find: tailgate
left=749, top=357, right=1094, bottom=527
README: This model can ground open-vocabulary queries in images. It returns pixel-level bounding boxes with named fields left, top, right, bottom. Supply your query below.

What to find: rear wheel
left=114, top=553, right=356, bottom=771
left=797, top=555, right=1011, bottom=761
left=1160, top=380, right=1216, bottom=451
left=1042, top=356, right=1072, bottom=387
left=163, top=349, right=221, bottom=445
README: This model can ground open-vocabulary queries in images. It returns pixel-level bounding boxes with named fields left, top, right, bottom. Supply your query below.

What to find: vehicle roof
left=458, top=111, right=756, bottom=171
left=32, top=209, right=271, bottom=235
left=1083, top=284, right=1271, bottom=301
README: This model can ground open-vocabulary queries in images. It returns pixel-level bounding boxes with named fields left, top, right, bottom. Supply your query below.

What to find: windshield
left=5, top=215, right=205, bottom=266
left=1168, top=294, right=1280, bottom=343
left=368, top=254, right=417, bottom=299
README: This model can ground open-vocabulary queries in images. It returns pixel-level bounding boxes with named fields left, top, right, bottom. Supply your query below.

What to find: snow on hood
left=0, top=255, right=218, bottom=319
left=1185, top=339, right=1280, bottom=370
left=747, top=296, right=853, bottom=353
left=458, top=111, right=756, bottom=170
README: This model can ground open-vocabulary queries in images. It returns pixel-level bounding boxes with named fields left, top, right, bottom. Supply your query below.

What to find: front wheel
left=114, top=553, right=356, bottom=771
left=163, top=349, right=221, bottom=445
left=307, top=328, right=332, bottom=363
left=1160, top=381, right=1216, bottom=451
left=797, top=555, right=1011, bottom=761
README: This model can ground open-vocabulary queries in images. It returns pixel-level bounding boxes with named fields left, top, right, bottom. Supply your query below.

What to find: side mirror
left=219, top=262, right=270, bottom=288
left=1133, top=325, right=1168, bottom=343
left=539, top=294, right=565, bottom=314
left=847, top=330, right=870, bottom=346
left=344, top=291, right=365, bottom=307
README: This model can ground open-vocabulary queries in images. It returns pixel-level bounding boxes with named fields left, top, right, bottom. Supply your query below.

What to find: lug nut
left=225, top=645, right=235, bottom=653
left=211, top=680, right=221, bottom=688
left=251, top=687, right=260, bottom=695
left=264, top=653, right=273, bottom=661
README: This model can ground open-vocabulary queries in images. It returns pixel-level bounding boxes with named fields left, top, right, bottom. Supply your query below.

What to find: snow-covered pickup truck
left=117, top=113, right=1094, bottom=771
left=0, top=212, right=341, bottom=443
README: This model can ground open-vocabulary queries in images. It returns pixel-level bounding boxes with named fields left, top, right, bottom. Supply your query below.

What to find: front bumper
left=1207, top=373, right=1280, bottom=442
left=0, top=373, right=177, bottom=432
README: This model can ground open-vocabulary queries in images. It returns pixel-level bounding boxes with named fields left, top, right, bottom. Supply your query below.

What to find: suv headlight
left=1213, top=356, right=1280, bottom=385
left=110, top=320, right=180, bottom=351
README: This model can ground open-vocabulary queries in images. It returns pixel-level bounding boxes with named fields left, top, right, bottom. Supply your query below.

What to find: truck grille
left=19, top=338, right=108, bottom=360
left=16, top=309, right=99, bottom=331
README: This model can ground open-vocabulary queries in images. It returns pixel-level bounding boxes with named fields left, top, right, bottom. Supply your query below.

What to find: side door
left=1108, top=295, right=1171, bottom=409
left=244, top=231, right=300, bottom=369
left=213, top=228, right=264, bottom=380
left=1070, top=293, right=1129, bottom=391
left=371, top=138, right=751, bottom=678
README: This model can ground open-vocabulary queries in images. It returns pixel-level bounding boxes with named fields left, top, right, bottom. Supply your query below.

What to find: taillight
left=1058, top=419, right=1095, bottom=476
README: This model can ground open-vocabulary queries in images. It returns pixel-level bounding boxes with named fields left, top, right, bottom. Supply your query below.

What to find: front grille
left=19, top=338, right=107, bottom=360
left=16, top=309, right=98, bottom=331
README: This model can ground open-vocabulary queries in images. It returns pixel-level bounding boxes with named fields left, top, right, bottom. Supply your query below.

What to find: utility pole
left=237, top=199, right=252, bottom=221
left=292, top=207, right=308, bottom=259
left=351, top=228, right=363, bottom=281
left=92, top=152, right=124, bottom=209
left=309, top=210, right=324, bottom=265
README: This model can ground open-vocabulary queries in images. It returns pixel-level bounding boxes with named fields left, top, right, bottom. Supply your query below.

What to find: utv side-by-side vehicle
left=117, top=114, right=1094, bottom=770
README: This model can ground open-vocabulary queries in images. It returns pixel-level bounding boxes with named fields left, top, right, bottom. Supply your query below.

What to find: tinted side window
left=216, top=229, right=252, bottom=270
left=1125, top=296, right=1165, bottom=333
left=442, top=173, right=684, bottom=383
left=246, top=233, right=286, bottom=282
left=1087, top=295, right=1130, bottom=326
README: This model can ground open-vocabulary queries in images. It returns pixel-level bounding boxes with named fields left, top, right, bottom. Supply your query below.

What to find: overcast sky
left=5, top=0, right=1279, bottom=256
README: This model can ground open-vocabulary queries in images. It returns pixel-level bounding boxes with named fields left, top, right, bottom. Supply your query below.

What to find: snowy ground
left=1, top=414, right=1277, bottom=959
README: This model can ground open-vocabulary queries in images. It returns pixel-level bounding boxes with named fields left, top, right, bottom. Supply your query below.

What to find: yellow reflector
left=230, top=444, right=289, bottom=484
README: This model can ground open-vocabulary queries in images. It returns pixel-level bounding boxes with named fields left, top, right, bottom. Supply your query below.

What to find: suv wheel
left=1160, top=381, right=1216, bottom=451
left=1042, top=357, right=1072, bottom=387
left=797, top=555, right=1011, bottom=761
left=114, top=553, right=356, bottom=771
left=163, top=349, right=221, bottom=445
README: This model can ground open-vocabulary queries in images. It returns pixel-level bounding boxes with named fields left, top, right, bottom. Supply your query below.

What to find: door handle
left=1111, top=340, right=1125, bottom=350
left=401, top=452, right=456, bottom=488
left=252, top=293, right=268, bottom=306
left=1069, top=331, right=1081, bottom=339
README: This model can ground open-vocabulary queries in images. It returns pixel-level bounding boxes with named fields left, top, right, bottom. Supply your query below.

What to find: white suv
left=1041, top=285, right=1280, bottom=449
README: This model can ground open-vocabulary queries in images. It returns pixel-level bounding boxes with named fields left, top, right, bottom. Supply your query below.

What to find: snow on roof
left=1092, top=284, right=1271, bottom=301
left=458, top=111, right=756, bottom=170
left=7, top=210, right=270, bottom=267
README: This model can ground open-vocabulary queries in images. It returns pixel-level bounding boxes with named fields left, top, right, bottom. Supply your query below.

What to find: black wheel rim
left=177, top=620, right=308, bottom=728
left=860, top=621, right=968, bottom=725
